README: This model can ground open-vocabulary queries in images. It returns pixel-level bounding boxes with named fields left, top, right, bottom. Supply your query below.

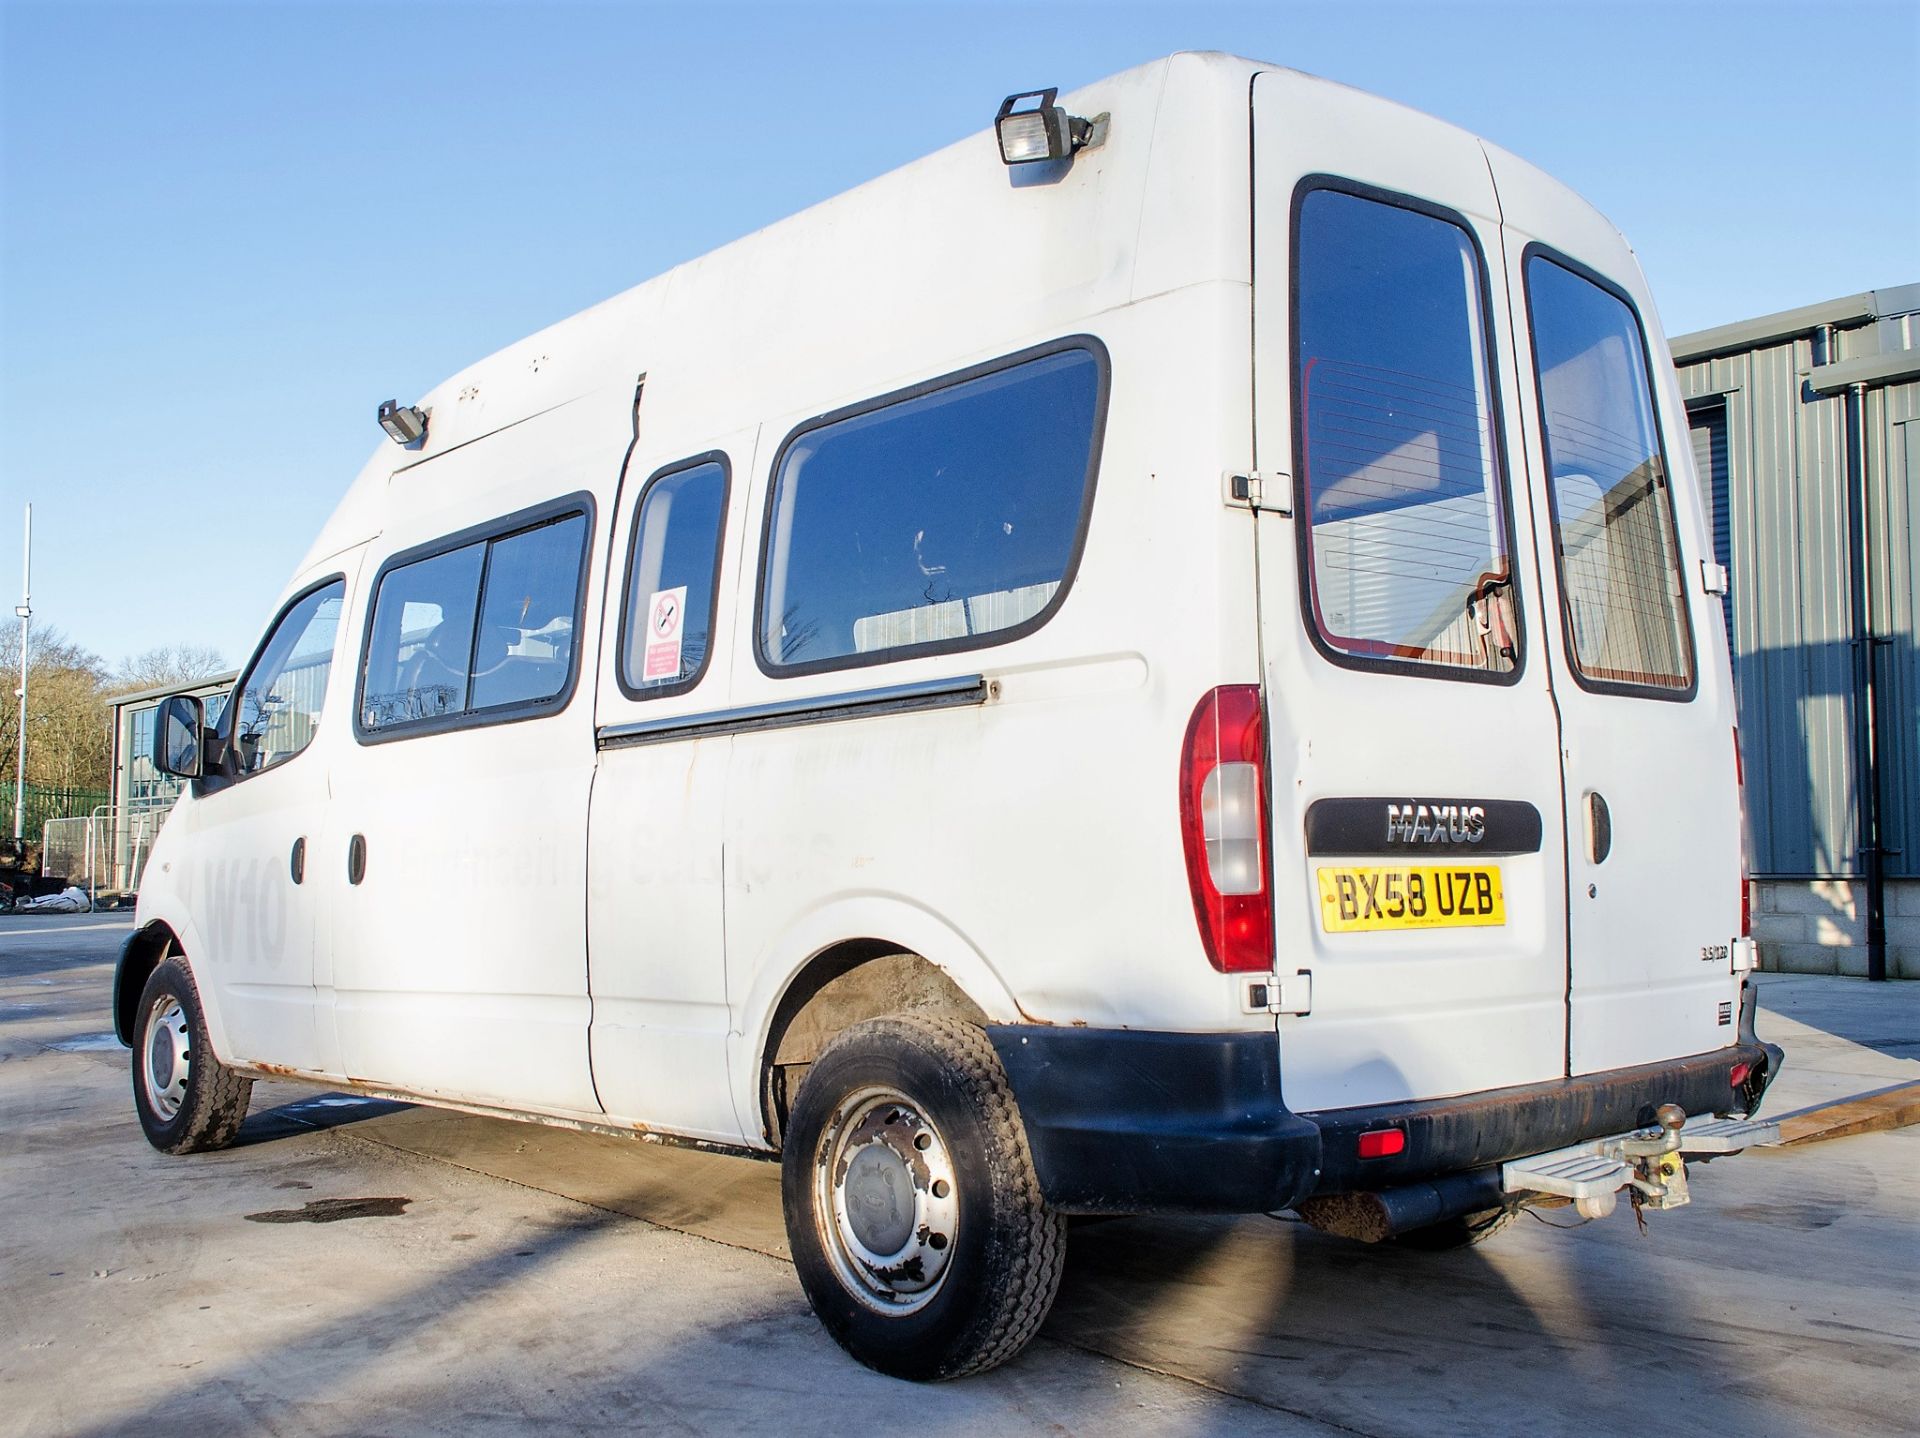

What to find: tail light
left=1734, top=727, right=1750, bottom=938
left=1179, top=685, right=1273, bottom=973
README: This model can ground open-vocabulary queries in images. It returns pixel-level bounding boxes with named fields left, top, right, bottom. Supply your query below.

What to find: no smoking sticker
left=643, top=585, right=688, bottom=682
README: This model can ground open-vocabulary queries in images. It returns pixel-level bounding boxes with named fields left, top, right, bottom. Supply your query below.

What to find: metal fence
left=2, top=783, right=111, bottom=852
left=39, top=814, right=98, bottom=889
left=39, top=803, right=171, bottom=896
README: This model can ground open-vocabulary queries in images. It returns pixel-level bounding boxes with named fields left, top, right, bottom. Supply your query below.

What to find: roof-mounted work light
left=995, top=88, right=1101, bottom=165
left=377, top=399, right=429, bottom=447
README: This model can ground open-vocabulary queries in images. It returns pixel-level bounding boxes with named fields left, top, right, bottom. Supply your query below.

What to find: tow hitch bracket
left=1500, top=1109, right=1780, bottom=1220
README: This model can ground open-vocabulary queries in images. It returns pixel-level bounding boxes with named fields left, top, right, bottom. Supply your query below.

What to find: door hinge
left=1244, top=969, right=1312, bottom=1016
left=1226, top=470, right=1291, bottom=516
left=1700, top=559, right=1729, bottom=595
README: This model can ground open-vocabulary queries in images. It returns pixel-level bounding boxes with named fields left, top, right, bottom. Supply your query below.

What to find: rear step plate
left=1502, top=1114, right=1780, bottom=1199
left=1501, top=1151, right=1630, bottom=1200
left=1676, top=1117, right=1781, bottom=1153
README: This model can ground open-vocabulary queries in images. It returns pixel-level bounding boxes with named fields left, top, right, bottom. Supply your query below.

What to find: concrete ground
left=3, top=915, right=1915, bottom=1438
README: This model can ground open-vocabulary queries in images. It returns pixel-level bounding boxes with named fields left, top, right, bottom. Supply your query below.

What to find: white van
left=121, top=54, right=1783, bottom=1380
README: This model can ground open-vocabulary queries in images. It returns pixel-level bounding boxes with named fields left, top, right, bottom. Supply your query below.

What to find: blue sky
left=2, top=0, right=1915, bottom=671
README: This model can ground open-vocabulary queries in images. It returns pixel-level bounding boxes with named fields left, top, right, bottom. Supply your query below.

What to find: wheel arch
left=114, top=920, right=180, bottom=1046
left=740, top=902, right=1021, bottom=1148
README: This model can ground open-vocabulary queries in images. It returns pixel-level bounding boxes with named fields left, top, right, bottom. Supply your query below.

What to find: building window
left=1688, top=400, right=1733, bottom=659
left=757, top=342, right=1105, bottom=675
left=1293, top=184, right=1518, bottom=678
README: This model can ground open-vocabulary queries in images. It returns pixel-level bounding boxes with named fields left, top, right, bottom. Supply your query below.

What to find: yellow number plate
left=1316, top=864, right=1506, bottom=933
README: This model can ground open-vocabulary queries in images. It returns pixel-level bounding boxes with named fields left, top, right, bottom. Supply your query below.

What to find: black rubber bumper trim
left=988, top=1024, right=1782, bottom=1215
left=1306, top=1041, right=1775, bottom=1195
left=986, top=1027, right=1322, bottom=1215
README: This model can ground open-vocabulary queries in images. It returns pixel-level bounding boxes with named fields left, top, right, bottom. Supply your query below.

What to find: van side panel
left=586, top=427, right=756, bottom=1143
left=718, top=284, right=1261, bottom=1137
left=321, top=403, right=626, bottom=1114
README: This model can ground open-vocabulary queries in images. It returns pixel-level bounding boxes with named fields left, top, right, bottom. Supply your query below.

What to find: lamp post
left=13, top=503, right=29, bottom=844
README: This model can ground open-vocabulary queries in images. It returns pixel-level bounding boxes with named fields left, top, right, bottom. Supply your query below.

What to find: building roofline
left=108, top=671, right=238, bottom=711
left=1671, top=284, right=1920, bottom=362
left=1808, top=347, right=1920, bottom=395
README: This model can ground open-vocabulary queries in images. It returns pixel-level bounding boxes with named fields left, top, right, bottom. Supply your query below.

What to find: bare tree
left=113, top=643, right=228, bottom=695
left=0, top=627, right=112, bottom=792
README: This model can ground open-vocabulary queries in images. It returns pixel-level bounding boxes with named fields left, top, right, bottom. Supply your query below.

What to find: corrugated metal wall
left=1677, top=317, right=1919, bottom=881
left=1872, top=379, right=1918, bottom=875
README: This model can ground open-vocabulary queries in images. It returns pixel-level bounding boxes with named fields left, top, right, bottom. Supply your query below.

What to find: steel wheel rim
left=814, top=1086, right=960, bottom=1316
left=143, top=995, right=191, bottom=1122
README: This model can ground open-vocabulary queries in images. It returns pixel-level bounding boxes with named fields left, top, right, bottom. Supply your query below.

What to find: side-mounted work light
left=377, top=398, right=430, bottom=447
left=995, top=88, right=1103, bottom=166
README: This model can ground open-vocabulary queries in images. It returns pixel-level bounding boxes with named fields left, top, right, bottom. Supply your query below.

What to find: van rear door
left=1483, top=148, right=1745, bottom=1074
left=1250, top=71, right=1571, bottom=1111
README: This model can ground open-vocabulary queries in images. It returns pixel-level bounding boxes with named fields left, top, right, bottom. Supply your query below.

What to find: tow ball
left=1565, top=1102, right=1690, bottom=1220
left=1613, top=1103, right=1691, bottom=1218
left=1500, top=1101, right=1779, bottom=1222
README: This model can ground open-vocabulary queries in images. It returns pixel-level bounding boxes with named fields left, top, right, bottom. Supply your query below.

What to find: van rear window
left=756, top=343, right=1105, bottom=676
left=1524, top=254, right=1694, bottom=696
left=1293, top=185, right=1518, bottom=679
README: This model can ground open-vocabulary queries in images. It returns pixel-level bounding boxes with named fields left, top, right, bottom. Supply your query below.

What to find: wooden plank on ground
left=1776, top=1082, right=1920, bottom=1146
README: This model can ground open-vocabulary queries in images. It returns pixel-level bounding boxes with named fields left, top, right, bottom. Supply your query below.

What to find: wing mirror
left=152, top=694, right=207, bottom=780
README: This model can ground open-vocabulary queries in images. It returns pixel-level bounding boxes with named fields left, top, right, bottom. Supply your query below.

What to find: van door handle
left=290, top=837, right=306, bottom=885
left=1587, top=792, right=1612, bottom=865
left=347, top=834, right=367, bottom=886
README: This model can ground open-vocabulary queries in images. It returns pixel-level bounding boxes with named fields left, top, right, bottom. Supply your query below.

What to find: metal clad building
left=1673, top=285, right=1920, bottom=979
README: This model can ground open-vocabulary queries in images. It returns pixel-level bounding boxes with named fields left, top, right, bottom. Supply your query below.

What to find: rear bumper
left=987, top=1004, right=1781, bottom=1216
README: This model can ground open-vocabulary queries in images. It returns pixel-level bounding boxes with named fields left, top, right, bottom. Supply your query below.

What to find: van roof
left=298, top=53, right=1598, bottom=576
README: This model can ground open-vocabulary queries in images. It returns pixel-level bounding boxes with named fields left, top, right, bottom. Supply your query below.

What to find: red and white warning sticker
left=642, top=585, right=688, bottom=682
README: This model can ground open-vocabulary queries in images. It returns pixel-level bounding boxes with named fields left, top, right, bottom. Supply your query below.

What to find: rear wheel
left=781, top=1014, right=1066, bottom=1380
left=131, top=956, right=252, bottom=1154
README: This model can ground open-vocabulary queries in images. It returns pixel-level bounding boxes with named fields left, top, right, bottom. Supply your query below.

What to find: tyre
left=1389, top=1206, right=1515, bottom=1252
left=781, top=1013, right=1067, bottom=1381
left=131, top=955, right=253, bottom=1154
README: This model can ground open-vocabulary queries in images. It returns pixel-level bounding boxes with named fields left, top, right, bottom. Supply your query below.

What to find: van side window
left=359, top=506, right=590, bottom=736
left=225, top=579, right=346, bottom=776
left=1525, top=254, right=1695, bottom=695
left=757, top=343, right=1105, bottom=675
left=1293, top=185, right=1519, bottom=678
left=363, top=544, right=485, bottom=727
left=472, top=518, right=591, bottom=709
left=618, top=456, right=729, bottom=697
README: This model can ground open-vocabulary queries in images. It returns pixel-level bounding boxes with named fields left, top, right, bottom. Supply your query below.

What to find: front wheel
left=131, top=955, right=252, bottom=1154
left=781, top=1014, right=1066, bottom=1381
